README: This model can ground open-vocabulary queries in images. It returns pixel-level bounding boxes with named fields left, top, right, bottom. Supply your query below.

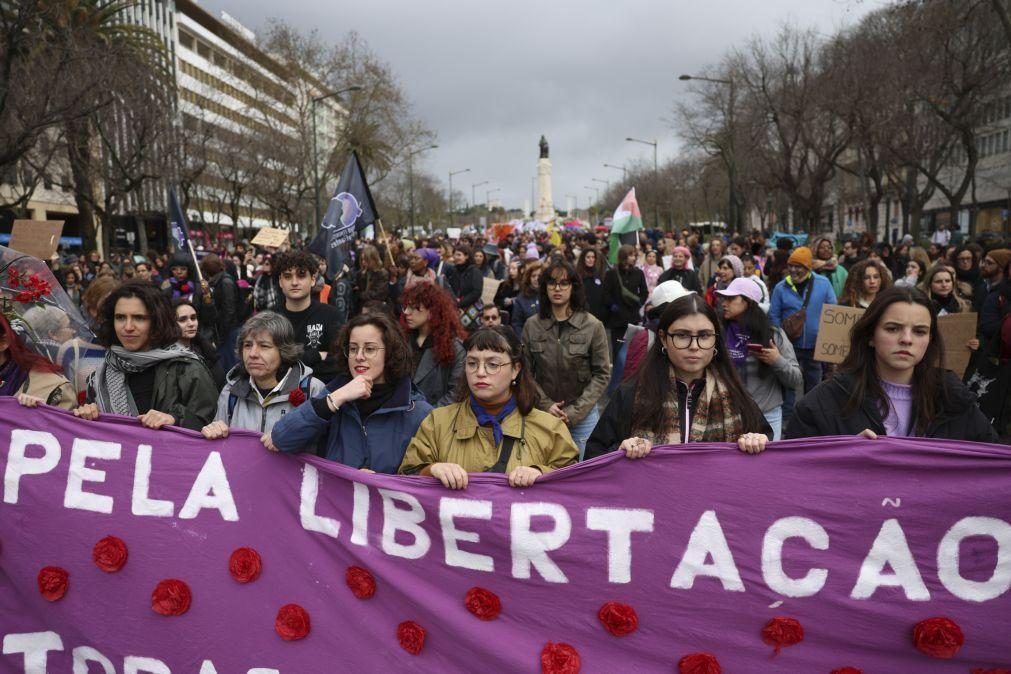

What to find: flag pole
left=187, top=240, right=204, bottom=283
left=375, top=218, right=396, bottom=267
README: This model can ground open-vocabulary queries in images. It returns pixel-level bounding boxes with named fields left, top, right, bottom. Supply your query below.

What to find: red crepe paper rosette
left=678, top=652, right=721, bottom=674
left=831, top=668, right=863, bottom=674
left=92, top=536, right=128, bottom=573
left=912, top=617, right=964, bottom=659
left=761, top=616, right=804, bottom=654
left=540, top=642, right=581, bottom=674
left=151, top=579, right=191, bottom=616
left=288, top=388, right=306, bottom=406
left=229, top=547, right=262, bottom=584
left=464, top=586, right=502, bottom=621
left=397, top=621, right=426, bottom=655
left=972, top=669, right=1011, bottom=674
left=37, top=566, right=69, bottom=602
left=275, top=604, right=311, bottom=641
left=597, top=601, right=638, bottom=636
left=345, top=566, right=376, bottom=599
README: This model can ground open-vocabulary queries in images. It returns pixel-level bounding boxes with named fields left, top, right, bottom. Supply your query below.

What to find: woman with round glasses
left=522, top=259, right=611, bottom=455
left=400, top=326, right=578, bottom=489
left=266, top=312, right=432, bottom=473
left=586, top=294, right=771, bottom=460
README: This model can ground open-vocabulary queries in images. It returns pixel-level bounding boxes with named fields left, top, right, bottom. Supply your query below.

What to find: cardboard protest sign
left=3, top=400, right=1011, bottom=672
left=938, top=312, right=977, bottom=378
left=446, top=227, right=462, bottom=240
left=10, top=220, right=64, bottom=260
left=250, top=227, right=289, bottom=248
left=814, top=305, right=865, bottom=363
left=481, top=277, right=502, bottom=306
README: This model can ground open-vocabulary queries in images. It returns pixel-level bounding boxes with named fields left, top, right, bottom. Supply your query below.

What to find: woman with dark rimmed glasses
left=586, top=293, right=771, bottom=460
left=265, top=312, right=432, bottom=473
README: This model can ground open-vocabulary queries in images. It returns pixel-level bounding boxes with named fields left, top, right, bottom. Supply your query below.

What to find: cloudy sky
left=204, top=0, right=879, bottom=217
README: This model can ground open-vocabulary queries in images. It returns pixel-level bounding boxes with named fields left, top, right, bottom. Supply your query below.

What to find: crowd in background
left=2, top=218, right=1007, bottom=493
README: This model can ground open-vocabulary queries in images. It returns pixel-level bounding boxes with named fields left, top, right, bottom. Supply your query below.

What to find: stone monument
left=535, top=135, right=555, bottom=222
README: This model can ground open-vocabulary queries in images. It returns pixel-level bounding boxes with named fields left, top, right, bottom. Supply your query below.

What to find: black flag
left=308, top=151, right=380, bottom=277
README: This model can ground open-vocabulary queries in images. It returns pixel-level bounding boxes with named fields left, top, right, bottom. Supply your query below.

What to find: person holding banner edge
left=586, top=294, right=771, bottom=460
left=399, top=326, right=578, bottom=489
left=785, top=286, right=996, bottom=442
left=264, top=312, right=431, bottom=473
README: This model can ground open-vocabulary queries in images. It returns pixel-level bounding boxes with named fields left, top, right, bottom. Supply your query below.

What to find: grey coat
left=412, top=338, right=465, bottom=407
left=734, top=326, right=802, bottom=413
left=214, top=361, right=327, bottom=433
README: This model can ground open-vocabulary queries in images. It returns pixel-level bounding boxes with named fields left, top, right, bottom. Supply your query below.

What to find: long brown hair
left=837, top=286, right=948, bottom=434
left=839, top=259, right=892, bottom=307
left=631, top=294, right=765, bottom=437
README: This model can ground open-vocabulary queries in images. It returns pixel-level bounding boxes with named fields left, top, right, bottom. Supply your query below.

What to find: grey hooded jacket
left=214, top=361, right=327, bottom=433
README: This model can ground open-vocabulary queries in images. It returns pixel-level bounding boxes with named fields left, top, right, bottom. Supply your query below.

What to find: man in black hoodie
left=275, top=250, right=343, bottom=382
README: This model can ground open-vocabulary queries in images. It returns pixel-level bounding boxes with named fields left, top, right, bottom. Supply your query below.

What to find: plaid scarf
left=91, top=344, right=198, bottom=416
left=632, top=368, right=743, bottom=444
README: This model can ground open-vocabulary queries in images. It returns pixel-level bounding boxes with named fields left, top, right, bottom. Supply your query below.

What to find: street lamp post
left=626, top=136, right=659, bottom=229
left=311, top=85, right=363, bottom=228
left=679, top=74, right=739, bottom=232
left=585, top=186, right=600, bottom=223
left=448, top=168, right=470, bottom=228
left=592, top=177, right=610, bottom=193
left=603, top=163, right=628, bottom=181
left=408, top=143, right=438, bottom=238
left=564, top=193, right=578, bottom=218
left=471, top=181, right=489, bottom=213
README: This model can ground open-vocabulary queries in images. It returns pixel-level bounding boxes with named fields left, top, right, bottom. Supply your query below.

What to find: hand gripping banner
left=1, top=398, right=1010, bottom=672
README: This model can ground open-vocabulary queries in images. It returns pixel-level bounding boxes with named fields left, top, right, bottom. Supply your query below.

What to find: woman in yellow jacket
left=399, top=326, right=578, bottom=489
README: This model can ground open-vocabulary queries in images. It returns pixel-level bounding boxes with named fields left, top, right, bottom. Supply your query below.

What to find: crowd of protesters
left=2, top=218, right=1007, bottom=492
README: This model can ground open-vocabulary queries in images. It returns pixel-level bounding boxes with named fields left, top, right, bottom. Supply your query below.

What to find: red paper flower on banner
left=540, top=642, right=581, bottom=674
left=345, top=566, right=376, bottom=599
left=151, top=579, right=191, bottom=616
left=912, top=617, right=964, bottom=659
left=761, top=616, right=804, bottom=654
left=229, top=547, right=262, bottom=583
left=972, top=669, right=1011, bottom=674
left=597, top=601, right=638, bottom=636
left=92, top=536, right=128, bottom=572
left=830, top=668, right=863, bottom=674
left=678, top=652, right=721, bottom=674
left=275, top=604, right=311, bottom=641
left=288, top=388, right=307, bottom=407
left=397, top=621, right=426, bottom=655
left=464, top=587, right=502, bottom=621
left=37, top=566, right=68, bottom=602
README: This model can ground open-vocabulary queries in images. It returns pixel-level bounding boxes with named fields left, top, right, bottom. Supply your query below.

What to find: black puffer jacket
left=785, top=371, right=998, bottom=443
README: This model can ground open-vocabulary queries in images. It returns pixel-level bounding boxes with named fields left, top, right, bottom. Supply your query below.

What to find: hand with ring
left=618, top=436, right=653, bottom=460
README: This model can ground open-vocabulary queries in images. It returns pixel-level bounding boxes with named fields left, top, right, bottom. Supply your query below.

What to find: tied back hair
left=458, top=326, right=536, bottom=414
left=631, top=294, right=765, bottom=438
left=837, top=286, right=948, bottom=434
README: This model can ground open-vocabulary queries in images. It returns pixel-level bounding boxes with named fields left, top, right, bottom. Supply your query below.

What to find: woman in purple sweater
left=785, top=286, right=996, bottom=442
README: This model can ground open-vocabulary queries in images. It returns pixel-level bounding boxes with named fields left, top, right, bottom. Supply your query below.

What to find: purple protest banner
left=1, top=397, right=1010, bottom=673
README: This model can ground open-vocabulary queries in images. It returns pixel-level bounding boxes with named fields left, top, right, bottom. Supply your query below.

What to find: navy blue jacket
left=271, top=375, right=432, bottom=474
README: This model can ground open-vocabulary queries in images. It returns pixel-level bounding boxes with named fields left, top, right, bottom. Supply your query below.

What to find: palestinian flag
left=608, top=188, right=643, bottom=263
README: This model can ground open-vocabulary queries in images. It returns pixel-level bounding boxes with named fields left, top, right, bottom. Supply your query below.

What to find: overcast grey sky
left=204, top=0, right=878, bottom=216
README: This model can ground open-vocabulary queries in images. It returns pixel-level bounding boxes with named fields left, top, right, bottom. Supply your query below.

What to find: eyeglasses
left=547, top=279, right=572, bottom=289
left=464, top=359, right=512, bottom=374
left=345, top=344, right=384, bottom=358
left=665, top=331, right=717, bottom=349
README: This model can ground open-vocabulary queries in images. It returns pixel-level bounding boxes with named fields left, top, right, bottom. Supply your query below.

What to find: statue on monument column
left=539, top=135, right=549, bottom=159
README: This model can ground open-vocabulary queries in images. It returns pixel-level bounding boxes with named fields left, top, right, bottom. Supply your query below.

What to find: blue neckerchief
left=470, top=394, right=517, bottom=446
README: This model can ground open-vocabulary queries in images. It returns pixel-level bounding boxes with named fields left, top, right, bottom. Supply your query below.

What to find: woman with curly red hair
left=401, top=283, right=466, bottom=407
